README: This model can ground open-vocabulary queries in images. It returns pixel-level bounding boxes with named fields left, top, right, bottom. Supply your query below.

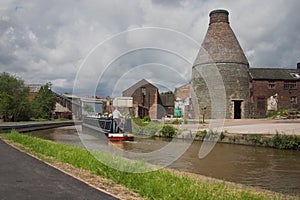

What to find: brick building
left=174, top=83, right=195, bottom=118
left=191, top=9, right=300, bottom=119
left=174, top=83, right=191, bottom=99
left=122, top=79, right=162, bottom=119
left=192, top=9, right=250, bottom=119
left=26, top=84, right=42, bottom=101
left=159, top=92, right=174, bottom=117
left=250, top=66, right=300, bottom=117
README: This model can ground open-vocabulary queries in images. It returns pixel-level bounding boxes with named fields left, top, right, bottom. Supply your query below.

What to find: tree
left=0, top=72, right=31, bottom=122
left=31, top=83, right=56, bottom=120
left=83, top=104, right=94, bottom=115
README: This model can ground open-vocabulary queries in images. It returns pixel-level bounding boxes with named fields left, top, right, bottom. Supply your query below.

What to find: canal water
left=28, top=126, right=300, bottom=196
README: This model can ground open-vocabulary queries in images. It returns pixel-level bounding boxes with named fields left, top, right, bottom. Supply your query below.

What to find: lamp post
left=202, top=106, right=207, bottom=124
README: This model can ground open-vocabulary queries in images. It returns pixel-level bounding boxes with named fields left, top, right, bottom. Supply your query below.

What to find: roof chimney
left=209, top=9, right=229, bottom=24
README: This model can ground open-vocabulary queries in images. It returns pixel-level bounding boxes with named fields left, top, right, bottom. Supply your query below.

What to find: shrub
left=160, top=125, right=177, bottom=138
left=183, top=119, right=188, bottom=124
left=143, top=115, right=151, bottom=122
left=196, top=130, right=207, bottom=139
left=132, top=121, right=162, bottom=136
left=220, top=132, right=225, bottom=141
left=132, top=117, right=144, bottom=126
left=172, top=119, right=181, bottom=124
left=273, top=134, right=300, bottom=150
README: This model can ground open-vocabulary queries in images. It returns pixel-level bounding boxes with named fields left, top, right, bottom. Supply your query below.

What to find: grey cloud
left=0, top=0, right=299, bottom=96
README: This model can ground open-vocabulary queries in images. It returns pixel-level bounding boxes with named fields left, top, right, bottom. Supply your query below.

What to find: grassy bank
left=0, top=131, right=289, bottom=200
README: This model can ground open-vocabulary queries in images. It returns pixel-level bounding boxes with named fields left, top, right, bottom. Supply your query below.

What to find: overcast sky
left=1, top=0, right=299, bottom=97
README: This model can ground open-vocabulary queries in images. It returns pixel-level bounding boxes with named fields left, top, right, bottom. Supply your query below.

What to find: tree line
left=0, top=72, right=57, bottom=122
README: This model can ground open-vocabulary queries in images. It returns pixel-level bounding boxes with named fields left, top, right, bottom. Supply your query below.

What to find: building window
left=290, top=96, right=298, bottom=104
left=141, top=87, right=146, bottom=95
left=284, top=81, right=297, bottom=90
left=268, top=81, right=275, bottom=89
left=257, top=97, right=266, bottom=110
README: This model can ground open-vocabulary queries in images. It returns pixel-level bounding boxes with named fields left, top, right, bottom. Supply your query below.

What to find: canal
left=27, top=126, right=300, bottom=196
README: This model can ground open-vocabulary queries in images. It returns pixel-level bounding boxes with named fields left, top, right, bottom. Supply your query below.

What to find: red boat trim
left=108, top=137, right=134, bottom=141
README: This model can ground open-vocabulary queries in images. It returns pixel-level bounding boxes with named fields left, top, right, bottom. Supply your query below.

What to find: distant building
left=174, top=83, right=194, bottom=118
left=174, top=83, right=191, bottom=99
left=54, top=102, right=72, bottom=119
left=25, top=84, right=42, bottom=101
left=122, top=79, right=163, bottom=119
left=81, top=97, right=103, bottom=116
left=111, top=96, right=134, bottom=116
left=60, top=94, right=82, bottom=120
left=250, top=66, right=300, bottom=117
left=159, top=92, right=174, bottom=117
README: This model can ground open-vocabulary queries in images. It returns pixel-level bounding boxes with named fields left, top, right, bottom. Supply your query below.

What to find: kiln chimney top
left=209, top=9, right=229, bottom=24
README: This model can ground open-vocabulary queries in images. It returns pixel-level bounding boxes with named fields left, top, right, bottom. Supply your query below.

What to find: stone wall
left=192, top=63, right=250, bottom=119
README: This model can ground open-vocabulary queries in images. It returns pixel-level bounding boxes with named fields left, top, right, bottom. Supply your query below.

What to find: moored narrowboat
left=82, top=116, right=134, bottom=141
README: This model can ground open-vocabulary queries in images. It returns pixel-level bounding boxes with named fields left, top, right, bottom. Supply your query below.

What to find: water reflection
left=28, top=126, right=300, bottom=196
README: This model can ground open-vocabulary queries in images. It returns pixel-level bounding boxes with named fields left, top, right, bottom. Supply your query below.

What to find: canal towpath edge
left=0, top=137, right=144, bottom=200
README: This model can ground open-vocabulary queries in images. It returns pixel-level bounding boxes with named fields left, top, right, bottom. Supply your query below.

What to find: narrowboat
left=82, top=116, right=134, bottom=141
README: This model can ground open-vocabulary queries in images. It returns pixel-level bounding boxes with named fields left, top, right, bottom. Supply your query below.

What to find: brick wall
left=174, top=83, right=191, bottom=99
left=123, top=83, right=159, bottom=119
left=251, top=80, right=300, bottom=117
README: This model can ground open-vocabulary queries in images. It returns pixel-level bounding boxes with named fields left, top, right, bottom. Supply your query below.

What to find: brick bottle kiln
left=192, top=9, right=250, bottom=119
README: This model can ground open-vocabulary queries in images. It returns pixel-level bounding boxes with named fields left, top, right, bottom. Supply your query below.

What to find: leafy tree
left=31, top=83, right=56, bottom=120
left=83, top=104, right=94, bottom=115
left=0, top=72, right=31, bottom=122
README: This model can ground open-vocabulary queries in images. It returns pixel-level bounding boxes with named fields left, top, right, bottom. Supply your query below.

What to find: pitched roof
left=249, top=68, right=300, bottom=80
left=54, top=103, right=71, bottom=113
left=122, top=79, right=157, bottom=96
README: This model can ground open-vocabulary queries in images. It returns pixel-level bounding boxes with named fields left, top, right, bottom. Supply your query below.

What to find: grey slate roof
left=249, top=68, right=300, bottom=80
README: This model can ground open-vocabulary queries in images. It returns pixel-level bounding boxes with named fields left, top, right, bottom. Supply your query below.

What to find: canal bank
left=193, top=131, right=300, bottom=150
left=1, top=131, right=292, bottom=200
left=173, top=118, right=300, bottom=150
left=0, top=120, right=80, bottom=133
left=25, top=126, right=300, bottom=196
left=3, top=118, right=300, bottom=196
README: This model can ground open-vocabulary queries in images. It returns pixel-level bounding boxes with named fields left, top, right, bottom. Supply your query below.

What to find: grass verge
left=0, top=130, right=291, bottom=200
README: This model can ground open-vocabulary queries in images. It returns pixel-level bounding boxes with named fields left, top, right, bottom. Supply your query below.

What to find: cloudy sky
left=0, top=0, right=299, bottom=97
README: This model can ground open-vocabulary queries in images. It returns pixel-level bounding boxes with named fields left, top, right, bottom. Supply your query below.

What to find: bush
left=132, top=117, right=144, bottom=126
left=172, top=119, right=182, bottom=124
left=196, top=130, right=207, bottom=139
left=273, top=134, right=300, bottom=150
left=183, top=119, right=188, bottom=124
left=132, top=121, right=162, bottom=136
left=143, top=115, right=151, bottom=122
left=160, top=125, right=177, bottom=138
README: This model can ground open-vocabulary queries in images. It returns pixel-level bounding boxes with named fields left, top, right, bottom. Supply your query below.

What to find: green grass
left=0, top=130, right=287, bottom=200
left=132, top=120, right=162, bottom=136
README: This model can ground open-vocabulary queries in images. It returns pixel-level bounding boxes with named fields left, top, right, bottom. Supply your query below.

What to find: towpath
left=0, top=139, right=118, bottom=200
left=179, top=119, right=300, bottom=135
